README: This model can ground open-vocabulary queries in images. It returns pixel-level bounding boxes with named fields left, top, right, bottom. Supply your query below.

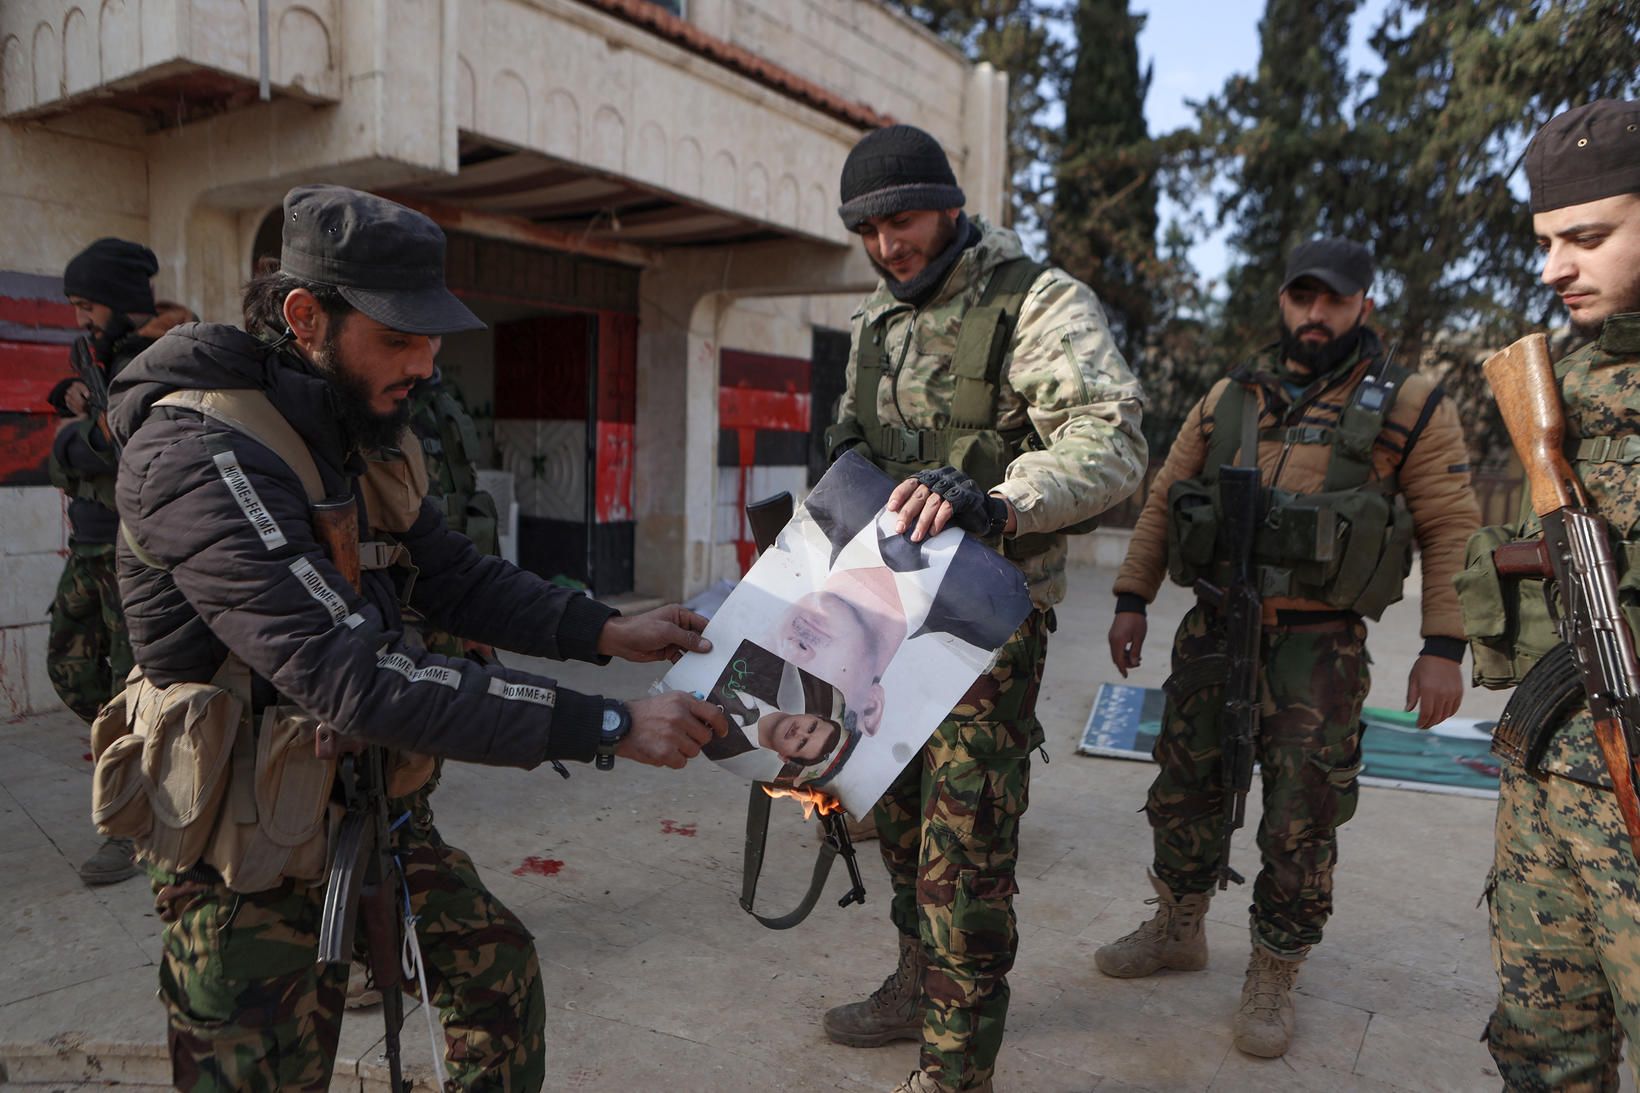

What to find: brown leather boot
left=1094, top=871, right=1211, bottom=978
left=1232, top=943, right=1303, bottom=1057
left=824, top=933, right=925, bottom=1047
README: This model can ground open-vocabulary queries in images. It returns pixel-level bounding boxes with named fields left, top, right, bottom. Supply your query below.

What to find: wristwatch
left=595, top=700, right=631, bottom=771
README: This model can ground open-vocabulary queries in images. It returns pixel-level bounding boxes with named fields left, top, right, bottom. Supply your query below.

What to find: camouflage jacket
left=1524, top=311, right=1640, bottom=788
left=837, top=218, right=1148, bottom=607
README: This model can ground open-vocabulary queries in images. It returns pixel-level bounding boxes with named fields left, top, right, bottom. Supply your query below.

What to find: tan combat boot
left=891, top=1070, right=992, bottom=1093
left=824, top=933, right=925, bottom=1047
left=1232, top=944, right=1303, bottom=1057
left=1094, top=871, right=1211, bottom=978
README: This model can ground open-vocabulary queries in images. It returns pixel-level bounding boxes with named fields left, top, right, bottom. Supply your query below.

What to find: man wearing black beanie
left=820, top=124, right=1148, bottom=1093
left=47, top=237, right=193, bottom=886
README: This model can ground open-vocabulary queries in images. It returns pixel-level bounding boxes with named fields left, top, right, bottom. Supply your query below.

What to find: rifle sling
left=739, top=781, right=840, bottom=930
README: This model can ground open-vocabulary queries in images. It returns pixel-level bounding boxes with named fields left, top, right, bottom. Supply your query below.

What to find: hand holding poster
left=662, top=451, right=1034, bottom=817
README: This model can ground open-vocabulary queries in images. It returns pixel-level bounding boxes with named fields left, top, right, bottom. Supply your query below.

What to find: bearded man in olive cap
left=1461, top=99, right=1640, bottom=1089
left=817, top=124, right=1147, bottom=1093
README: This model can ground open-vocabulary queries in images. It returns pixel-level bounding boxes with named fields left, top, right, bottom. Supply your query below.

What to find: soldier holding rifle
left=1464, top=99, right=1640, bottom=1089
left=97, top=186, right=728, bottom=1091
left=1098, top=238, right=1480, bottom=1057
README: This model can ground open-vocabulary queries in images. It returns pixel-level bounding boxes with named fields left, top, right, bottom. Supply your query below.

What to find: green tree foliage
left=1185, top=0, right=1362, bottom=354
left=1052, top=0, right=1158, bottom=358
left=883, top=1, right=1068, bottom=233
left=1349, top=0, right=1640, bottom=463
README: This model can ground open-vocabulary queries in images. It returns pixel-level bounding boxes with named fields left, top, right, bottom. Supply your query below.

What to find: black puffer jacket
left=108, top=323, right=614, bottom=767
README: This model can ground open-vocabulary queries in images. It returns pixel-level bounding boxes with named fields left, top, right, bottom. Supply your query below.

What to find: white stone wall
left=1, top=0, right=341, bottom=118
left=1, top=109, right=149, bottom=279
left=0, top=488, right=69, bottom=719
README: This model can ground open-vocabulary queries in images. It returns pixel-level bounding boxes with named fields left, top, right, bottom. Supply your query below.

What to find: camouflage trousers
left=874, top=610, right=1048, bottom=1091
left=152, top=778, right=544, bottom=1091
left=1146, top=606, right=1368, bottom=955
left=1486, top=762, right=1640, bottom=1092
left=47, top=543, right=131, bottom=724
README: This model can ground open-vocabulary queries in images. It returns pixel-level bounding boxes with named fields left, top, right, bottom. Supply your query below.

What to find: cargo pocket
left=206, top=706, right=337, bottom=894
left=1312, top=740, right=1364, bottom=829
left=948, top=867, right=1021, bottom=969
left=93, top=677, right=242, bottom=875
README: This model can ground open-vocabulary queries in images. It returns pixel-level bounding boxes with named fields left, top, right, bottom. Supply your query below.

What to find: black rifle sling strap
left=740, top=777, right=840, bottom=930
left=739, top=666, right=853, bottom=929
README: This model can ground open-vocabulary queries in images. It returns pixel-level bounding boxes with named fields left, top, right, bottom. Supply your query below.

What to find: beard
left=866, top=212, right=960, bottom=284
left=313, top=327, right=411, bottom=451
left=1568, top=271, right=1640, bottom=339
left=1279, top=317, right=1367, bottom=376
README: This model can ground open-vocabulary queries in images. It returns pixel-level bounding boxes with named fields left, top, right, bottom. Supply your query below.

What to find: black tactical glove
left=913, top=465, right=1010, bottom=537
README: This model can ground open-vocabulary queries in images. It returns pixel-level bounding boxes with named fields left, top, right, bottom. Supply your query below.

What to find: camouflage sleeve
left=994, top=269, right=1148, bottom=537
left=1113, top=390, right=1213, bottom=602
left=1397, top=391, right=1482, bottom=640
left=834, top=307, right=867, bottom=424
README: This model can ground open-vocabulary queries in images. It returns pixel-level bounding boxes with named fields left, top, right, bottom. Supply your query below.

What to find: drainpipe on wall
left=258, top=0, right=271, bottom=100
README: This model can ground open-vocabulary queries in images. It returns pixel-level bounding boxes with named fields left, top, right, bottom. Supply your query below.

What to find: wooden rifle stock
left=311, top=499, right=360, bottom=761
left=1483, top=333, right=1586, bottom=516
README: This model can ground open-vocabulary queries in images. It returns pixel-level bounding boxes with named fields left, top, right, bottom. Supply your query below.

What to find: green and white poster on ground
left=1078, top=683, right=1500, bottom=798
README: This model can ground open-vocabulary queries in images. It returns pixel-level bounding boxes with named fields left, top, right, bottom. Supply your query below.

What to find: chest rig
left=1166, top=355, right=1417, bottom=620
left=844, top=256, right=1046, bottom=490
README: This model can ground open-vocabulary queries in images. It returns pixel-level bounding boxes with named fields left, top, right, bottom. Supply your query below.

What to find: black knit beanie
left=62, top=238, right=159, bottom=315
left=838, top=125, right=966, bottom=230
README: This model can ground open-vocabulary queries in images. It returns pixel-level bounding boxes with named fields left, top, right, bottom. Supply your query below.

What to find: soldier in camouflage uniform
left=47, top=238, right=192, bottom=885
left=818, top=124, right=1148, bottom=1093
left=1100, top=238, right=1480, bottom=1058
left=1466, top=99, right=1640, bottom=1091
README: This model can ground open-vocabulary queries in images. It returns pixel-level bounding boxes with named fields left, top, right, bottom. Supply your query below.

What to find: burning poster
left=662, top=450, right=1034, bottom=817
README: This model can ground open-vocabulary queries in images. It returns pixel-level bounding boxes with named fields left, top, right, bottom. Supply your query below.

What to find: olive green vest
left=823, top=257, right=1096, bottom=557
left=1165, top=356, right=1417, bottom=619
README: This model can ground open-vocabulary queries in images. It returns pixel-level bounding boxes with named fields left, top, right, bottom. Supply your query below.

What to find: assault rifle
left=69, top=336, right=122, bottom=460
left=309, top=496, right=410, bottom=1093
left=1486, top=333, right=1640, bottom=857
left=1193, top=463, right=1263, bottom=889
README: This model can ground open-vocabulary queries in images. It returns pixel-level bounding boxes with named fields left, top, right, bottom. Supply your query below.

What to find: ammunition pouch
left=824, top=417, right=869, bottom=463
left=1455, top=524, right=1558, bottom=689
left=1458, top=523, right=1640, bottom=690
left=1166, top=480, right=1413, bottom=619
left=1489, top=642, right=1583, bottom=772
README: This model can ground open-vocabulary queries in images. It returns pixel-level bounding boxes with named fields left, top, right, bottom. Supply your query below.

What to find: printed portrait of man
left=771, top=450, right=1024, bottom=735
left=700, top=639, right=861, bottom=788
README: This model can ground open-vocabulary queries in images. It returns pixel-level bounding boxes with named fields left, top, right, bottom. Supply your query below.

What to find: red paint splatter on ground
left=82, top=752, right=93, bottom=762
left=512, top=856, right=564, bottom=877
left=659, top=819, right=697, bottom=837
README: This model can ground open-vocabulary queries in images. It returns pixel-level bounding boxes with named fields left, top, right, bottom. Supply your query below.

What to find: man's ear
left=1360, top=296, right=1376, bottom=322
left=860, top=683, right=886, bottom=736
left=282, top=287, right=325, bottom=352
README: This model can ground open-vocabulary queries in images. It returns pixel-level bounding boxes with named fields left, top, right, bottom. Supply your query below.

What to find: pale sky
left=1135, top=0, right=1395, bottom=284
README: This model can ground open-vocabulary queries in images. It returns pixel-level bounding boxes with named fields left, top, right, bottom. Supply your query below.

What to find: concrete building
left=0, top=0, right=1008, bottom=717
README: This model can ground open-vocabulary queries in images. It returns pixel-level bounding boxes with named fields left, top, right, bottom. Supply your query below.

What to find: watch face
left=602, top=707, right=624, bottom=735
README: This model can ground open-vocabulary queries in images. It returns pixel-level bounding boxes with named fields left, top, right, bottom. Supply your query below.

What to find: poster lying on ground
left=661, top=451, right=1034, bottom=817
left=1078, top=682, right=1500, bottom=797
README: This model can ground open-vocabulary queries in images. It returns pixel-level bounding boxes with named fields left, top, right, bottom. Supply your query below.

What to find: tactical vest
left=1458, top=342, right=1640, bottom=690
left=412, top=385, right=499, bottom=557
left=1165, top=357, right=1418, bottom=620
left=822, top=257, right=1094, bottom=557
left=48, top=419, right=118, bottom=509
left=90, top=387, right=433, bottom=893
